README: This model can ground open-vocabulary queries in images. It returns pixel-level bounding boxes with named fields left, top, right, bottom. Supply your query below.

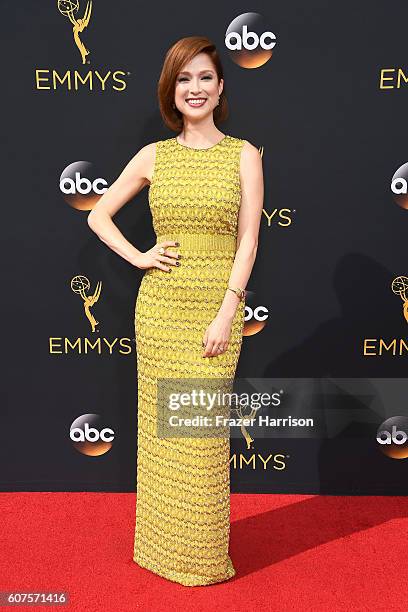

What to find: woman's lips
left=185, top=98, right=207, bottom=108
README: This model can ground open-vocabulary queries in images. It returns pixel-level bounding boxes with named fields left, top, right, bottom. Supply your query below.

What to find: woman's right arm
left=87, top=143, right=177, bottom=271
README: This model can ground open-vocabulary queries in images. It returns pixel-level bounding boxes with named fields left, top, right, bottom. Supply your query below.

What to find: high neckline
left=174, top=134, right=228, bottom=151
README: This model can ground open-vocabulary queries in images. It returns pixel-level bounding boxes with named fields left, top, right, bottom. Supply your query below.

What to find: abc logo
left=243, top=291, right=269, bottom=336
left=390, top=162, right=408, bottom=210
left=70, top=414, right=115, bottom=456
left=60, top=161, right=108, bottom=211
left=225, top=12, right=277, bottom=68
left=376, top=416, right=408, bottom=459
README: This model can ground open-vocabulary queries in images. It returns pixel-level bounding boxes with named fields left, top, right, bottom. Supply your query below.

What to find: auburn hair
left=157, top=36, right=229, bottom=132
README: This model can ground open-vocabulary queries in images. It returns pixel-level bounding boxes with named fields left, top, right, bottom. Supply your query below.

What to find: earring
left=216, top=95, right=220, bottom=106
left=172, top=103, right=176, bottom=109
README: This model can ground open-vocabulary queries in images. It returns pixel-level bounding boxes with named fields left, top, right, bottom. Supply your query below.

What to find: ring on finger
left=158, top=247, right=165, bottom=255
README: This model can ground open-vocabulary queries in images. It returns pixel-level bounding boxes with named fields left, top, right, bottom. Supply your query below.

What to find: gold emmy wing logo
left=58, top=0, right=93, bottom=64
left=391, top=276, right=408, bottom=323
left=230, top=401, right=259, bottom=449
left=71, top=275, right=102, bottom=332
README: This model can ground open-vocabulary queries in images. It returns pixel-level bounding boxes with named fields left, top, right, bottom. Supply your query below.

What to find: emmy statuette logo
left=48, top=275, right=133, bottom=355
left=58, top=0, right=92, bottom=65
left=230, top=399, right=258, bottom=449
left=391, top=276, right=408, bottom=323
left=34, top=1, right=129, bottom=91
left=71, top=275, right=102, bottom=333
left=363, top=275, right=408, bottom=355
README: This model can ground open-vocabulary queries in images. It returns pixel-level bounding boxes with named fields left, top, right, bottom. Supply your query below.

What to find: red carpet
left=1, top=493, right=407, bottom=611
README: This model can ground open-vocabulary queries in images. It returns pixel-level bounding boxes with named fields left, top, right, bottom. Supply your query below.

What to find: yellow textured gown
left=133, top=134, right=246, bottom=586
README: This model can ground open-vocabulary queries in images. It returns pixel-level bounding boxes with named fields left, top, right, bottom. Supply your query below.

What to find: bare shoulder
left=138, top=141, right=157, bottom=156
left=239, top=139, right=263, bottom=175
left=240, top=138, right=261, bottom=158
left=129, top=141, right=157, bottom=184
left=136, top=141, right=157, bottom=163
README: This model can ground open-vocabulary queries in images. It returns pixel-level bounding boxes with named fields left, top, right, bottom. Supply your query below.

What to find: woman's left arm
left=202, top=140, right=264, bottom=357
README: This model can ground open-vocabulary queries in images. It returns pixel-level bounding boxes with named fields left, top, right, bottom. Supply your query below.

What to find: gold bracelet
left=227, top=287, right=246, bottom=301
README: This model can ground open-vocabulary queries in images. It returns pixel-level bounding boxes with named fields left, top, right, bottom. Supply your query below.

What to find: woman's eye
left=178, top=75, right=213, bottom=82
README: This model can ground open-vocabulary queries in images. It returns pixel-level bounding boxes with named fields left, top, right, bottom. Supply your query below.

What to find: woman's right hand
left=135, top=240, right=180, bottom=272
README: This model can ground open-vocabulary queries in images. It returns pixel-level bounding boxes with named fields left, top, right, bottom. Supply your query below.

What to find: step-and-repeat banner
left=2, top=1, right=408, bottom=494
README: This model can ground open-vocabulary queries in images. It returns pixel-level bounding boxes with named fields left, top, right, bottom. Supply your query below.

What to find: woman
left=87, top=35, right=264, bottom=586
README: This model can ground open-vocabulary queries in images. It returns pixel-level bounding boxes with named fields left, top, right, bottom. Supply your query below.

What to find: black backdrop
left=2, top=1, right=408, bottom=494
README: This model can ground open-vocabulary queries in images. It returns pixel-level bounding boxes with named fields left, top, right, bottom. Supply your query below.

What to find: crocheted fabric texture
left=133, top=134, right=246, bottom=586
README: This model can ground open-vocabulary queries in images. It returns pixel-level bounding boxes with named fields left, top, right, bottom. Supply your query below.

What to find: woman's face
left=174, top=52, right=223, bottom=121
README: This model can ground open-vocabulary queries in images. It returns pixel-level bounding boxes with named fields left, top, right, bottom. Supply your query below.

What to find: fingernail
left=176, top=261, right=180, bottom=266
left=175, top=241, right=180, bottom=246
left=177, top=254, right=182, bottom=259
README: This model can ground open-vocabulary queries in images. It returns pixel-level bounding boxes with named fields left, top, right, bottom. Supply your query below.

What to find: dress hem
left=133, top=553, right=236, bottom=587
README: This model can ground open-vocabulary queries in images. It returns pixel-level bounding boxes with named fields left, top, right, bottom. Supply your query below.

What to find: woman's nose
left=190, top=80, right=202, bottom=94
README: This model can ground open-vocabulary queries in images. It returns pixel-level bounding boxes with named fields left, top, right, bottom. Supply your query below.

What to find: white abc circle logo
left=245, top=305, right=269, bottom=322
left=70, top=422, right=114, bottom=442
left=225, top=12, right=277, bottom=68
left=60, top=172, right=107, bottom=195
left=390, top=162, right=408, bottom=210
left=225, top=24, right=276, bottom=51
left=376, top=416, right=408, bottom=459
left=70, top=414, right=115, bottom=456
left=391, top=177, right=408, bottom=194
left=60, top=160, right=108, bottom=211
left=242, top=291, right=268, bottom=336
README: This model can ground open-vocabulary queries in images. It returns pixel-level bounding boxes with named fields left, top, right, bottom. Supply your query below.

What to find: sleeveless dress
left=133, top=134, right=246, bottom=586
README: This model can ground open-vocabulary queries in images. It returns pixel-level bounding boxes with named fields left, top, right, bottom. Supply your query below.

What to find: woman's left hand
left=202, top=313, right=234, bottom=357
